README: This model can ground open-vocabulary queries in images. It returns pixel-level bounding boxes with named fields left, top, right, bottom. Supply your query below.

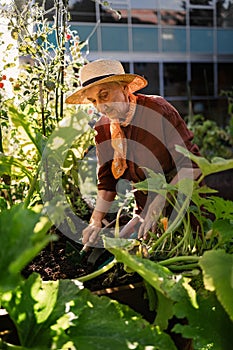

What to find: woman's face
left=85, top=82, right=130, bottom=120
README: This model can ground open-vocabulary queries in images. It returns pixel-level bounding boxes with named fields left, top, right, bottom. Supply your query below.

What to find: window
left=158, top=0, right=185, bottom=11
left=68, top=0, right=96, bottom=22
left=191, top=63, right=214, bottom=96
left=134, top=62, right=159, bottom=94
left=159, top=0, right=186, bottom=26
left=217, top=0, right=233, bottom=27
left=192, top=100, right=214, bottom=118
left=189, top=9, right=214, bottom=26
left=121, top=62, right=130, bottom=74
left=160, top=9, right=186, bottom=26
left=71, top=24, right=98, bottom=51
left=218, top=63, right=233, bottom=93
left=217, top=28, right=233, bottom=54
left=132, top=27, right=158, bottom=52
left=190, top=28, right=214, bottom=53
left=131, top=9, right=158, bottom=25
left=100, top=6, right=129, bottom=23
left=161, top=28, right=186, bottom=52
left=190, top=0, right=213, bottom=5
left=164, top=63, right=187, bottom=96
left=36, top=0, right=55, bottom=20
left=101, top=26, right=129, bottom=51
left=131, top=0, right=158, bottom=9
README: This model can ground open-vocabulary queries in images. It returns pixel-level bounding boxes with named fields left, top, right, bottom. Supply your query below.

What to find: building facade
left=68, top=0, right=233, bottom=123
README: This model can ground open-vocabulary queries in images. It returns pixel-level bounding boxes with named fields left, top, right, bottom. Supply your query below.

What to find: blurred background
left=56, top=0, right=233, bottom=125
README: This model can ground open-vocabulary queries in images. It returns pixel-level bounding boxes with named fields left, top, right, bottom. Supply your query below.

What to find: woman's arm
left=82, top=189, right=116, bottom=245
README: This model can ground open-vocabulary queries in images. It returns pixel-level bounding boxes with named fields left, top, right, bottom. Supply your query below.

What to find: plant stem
left=167, top=211, right=191, bottom=257
left=0, top=340, right=24, bottom=349
left=148, top=196, right=191, bottom=253
left=76, top=258, right=117, bottom=283
left=59, top=0, right=67, bottom=121
left=166, top=263, right=199, bottom=271
left=39, top=80, right=46, bottom=136
left=55, top=0, right=61, bottom=123
left=23, top=164, right=41, bottom=208
left=158, top=255, right=200, bottom=266
left=0, top=122, right=3, bottom=153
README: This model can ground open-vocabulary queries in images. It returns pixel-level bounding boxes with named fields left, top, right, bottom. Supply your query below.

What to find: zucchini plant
left=79, top=148, right=233, bottom=350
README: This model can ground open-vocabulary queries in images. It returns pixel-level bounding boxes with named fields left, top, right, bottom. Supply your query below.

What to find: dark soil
left=21, top=231, right=193, bottom=350
left=22, top=229, right=142, bottom=292
left=20, top=227, right=193, bottom=350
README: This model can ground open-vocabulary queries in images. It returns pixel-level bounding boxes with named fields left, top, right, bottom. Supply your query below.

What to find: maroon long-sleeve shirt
left=94, top=94, right=200, bottom=214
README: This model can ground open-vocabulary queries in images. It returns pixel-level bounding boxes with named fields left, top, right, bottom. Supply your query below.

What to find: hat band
left=82, top=74, right=115, bottom=87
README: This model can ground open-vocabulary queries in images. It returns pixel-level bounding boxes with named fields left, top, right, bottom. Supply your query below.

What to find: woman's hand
left=138, top=194, right=166, bottom=239
left=82, top=189, right=116, bottom=246
left=82, top=220, right=102, bottom=246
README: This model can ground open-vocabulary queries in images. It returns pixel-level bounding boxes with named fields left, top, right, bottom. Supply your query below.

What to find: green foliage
left=0, top=2, right=233, bottom=349
left=7, top=104, right=47, bottom=158
left=0, top=102, right=47, bottom=210
left=1, top=273, right=176, bottom=350
left=0, top=103, right=47, bottom=190
left=104, top=237, right=233, bottom=350
left=0, top=0, right=95, bottom=210
left=187, top=114, right=233, bottom=160
left=0, top=201, right=178, bottom=349
left=39, top=110, right=95, bottom=227
left=100, top=150, right=233, bottom=349
left=176, top=144, right=233, bottom=178
left=173, top=290, right=233, bottom=350
left=221, top=88, right=233, bottom=138
left=199, top=250, right=233, bottom=321
left=0, top=204, right=55, bottom=292
left=0, top=1, right=84, bottom=129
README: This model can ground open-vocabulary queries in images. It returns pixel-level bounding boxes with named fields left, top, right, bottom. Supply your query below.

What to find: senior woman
left=65, top=59, right=201, bottom=246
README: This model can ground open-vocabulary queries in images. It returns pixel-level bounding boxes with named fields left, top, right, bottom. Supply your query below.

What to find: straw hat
left=65, top=59, right=148, bottom=104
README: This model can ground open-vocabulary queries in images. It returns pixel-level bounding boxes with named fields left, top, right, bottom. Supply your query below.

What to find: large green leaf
left=2, top=273, right=81, bottom=349
left=8, top=105, right=46, bottom=158
left=104, top=237, right=174, bottom=295
left=69, top=288, right=176, bottom=350
left=2, top=273, right=176, bottom=350
left=203, top=196, right=233, bottom=221
left=173, top=291, right=233, bottom=350
left=0, top=204, right=54, bottom=291
left=104, top=237, right=203, bottom=340
left=133, top=170, right=167, bottom=196
left=104, top=237, right=200, bottom=303
left=155, top=290, right=174, bottom=330
left=199, top=250, right=233, bottom=322
left=176, top=145, right=233, bottom=177
left=212, top=219, right=233, bottom=247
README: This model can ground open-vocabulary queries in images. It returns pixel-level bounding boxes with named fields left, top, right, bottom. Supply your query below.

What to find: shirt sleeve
left=152, top=96, right=200, bottom=170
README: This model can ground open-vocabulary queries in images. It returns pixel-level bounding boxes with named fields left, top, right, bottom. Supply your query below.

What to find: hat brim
left=65, top=73, right=148, bottom=104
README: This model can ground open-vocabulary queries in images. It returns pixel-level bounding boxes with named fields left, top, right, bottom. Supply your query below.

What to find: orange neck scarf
left=110, top=94, right=137, bottom=179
